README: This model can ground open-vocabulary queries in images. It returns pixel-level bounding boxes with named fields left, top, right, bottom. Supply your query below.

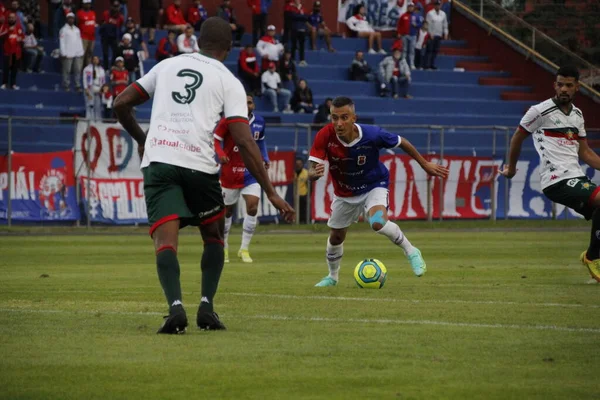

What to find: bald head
left=199, top=17, right=232, bottom=58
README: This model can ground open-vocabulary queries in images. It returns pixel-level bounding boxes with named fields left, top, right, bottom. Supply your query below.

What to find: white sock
left=326, top=238, right=343, bottom=281
left=224, top=216, right=232, bottom=249
left=240, top=215, right=257, bottom=250
left=377, top=221, right=415, bottom=256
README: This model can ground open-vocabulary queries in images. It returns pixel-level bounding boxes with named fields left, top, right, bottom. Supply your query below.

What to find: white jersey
left=134, top=52, right=248, bottom=174
left=519, top=98, right=586, bottom=189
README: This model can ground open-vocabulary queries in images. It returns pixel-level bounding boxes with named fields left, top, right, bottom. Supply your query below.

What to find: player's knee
left=369, top=210, right=387, bottom=232
left=329, top=232, right=345, bottom=246
left=246, top=205, right=258, bottom=216
left=225, top=207, right=234, bottom=218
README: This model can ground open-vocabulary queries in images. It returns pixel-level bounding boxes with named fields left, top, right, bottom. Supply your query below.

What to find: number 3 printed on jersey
left=172, top=69, right=203, bottom=104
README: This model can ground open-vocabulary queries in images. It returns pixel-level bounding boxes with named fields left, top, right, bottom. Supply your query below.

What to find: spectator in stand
left=20, top=0, right=40, bottom=37
left=308, top=1, right=334, bottom=52
left=118, top=0, right=128, bottom=28
left=238, top=44, right=261, bottom=95
left=100, top=83, right=113, bottom=119
left=110, top=56, right=129, bottom=97
left=83, top=55, right=106, bottom=120
left=100, top=1, right=124, bottom=71
left=279, top=50, right=297, bottom=88
left=155, top=29, right=178, bottom=61
left=313, top=97, right=332, bottom=124
left=8, top=1, right=25, bottom=29
left=291, top=79, right=314, bottom=113
left=0, top=12, right=24, bottom=90
left=140, top=0, right=162, bottom=45
left=256, top=24, right=284, bottom=71
left=47, top=0, right=61, bottom=38
left=346, top=5, right=385, bottom=55
left=116, top=32, right=140, bottom=82
left=247, top=0, right=271, bottom=46
left=282, top=0, right=293, bottom=48
left=177, top=24, right=199, bottom=54
left=164, top=0, right=188, bottom=33
left=425, top=0, right=448, bottom=70
left=397, top=2, right=420, bottom=70
left=0, top=3, right=5, bottom=25
left=187, top=0, right=207, bottom=32
left=349, top=50, right=374, bottom=81
left=77, top=0, right=97, bottom=68
left=294, top=157, right=308, bottom=224
left=54, top=0, right=75, bottom=38
left=414, top=21, right=429, bottom=69
left=217, top=0, right=244, bottom=47
left=261, top=62, right=292, bottom=113
left=378, top=49, right=412, bottom=99
left=22, top=23, right=44, bottom=73
left=124, top=17, right=149, bottom=59
left=288, top=0, right=308, bottom=66
left=59, top=12, right=84, bottom=92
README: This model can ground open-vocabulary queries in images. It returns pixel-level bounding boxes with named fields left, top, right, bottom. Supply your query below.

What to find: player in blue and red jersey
left=308, top=96, right=448, bottom=287
left=214, top=94, right=270, bottom=264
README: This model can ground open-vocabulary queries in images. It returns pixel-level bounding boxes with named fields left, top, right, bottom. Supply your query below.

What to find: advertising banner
left=0, top=150, right=79, bottom=221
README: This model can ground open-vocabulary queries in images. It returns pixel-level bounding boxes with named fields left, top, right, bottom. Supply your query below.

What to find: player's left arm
left=399, top=137, right=449, bottom=178
left=578, top=139, right=600, bottom=170
left=257, top=135, right=270, bottom=169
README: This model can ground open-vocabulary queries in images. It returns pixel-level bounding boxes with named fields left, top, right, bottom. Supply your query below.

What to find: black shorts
left=543, top=176, right=599, bottom=220
left=142, top=162, right=225, bottom=236
left=141, top=9, right=159, bottom=28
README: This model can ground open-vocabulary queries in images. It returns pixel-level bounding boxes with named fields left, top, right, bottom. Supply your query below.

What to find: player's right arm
left=225, top=79, right=295, bottom=222
left=500, top=106, right=541, bottom=179
left=307, top=127, right=327, bottom=181
left=113, top=65, right=161, bottom=157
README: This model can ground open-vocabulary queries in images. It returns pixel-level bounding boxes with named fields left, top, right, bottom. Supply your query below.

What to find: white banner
left=338, top=0, right=406, bottom=31
left=75, top=121, right=148, bottom=179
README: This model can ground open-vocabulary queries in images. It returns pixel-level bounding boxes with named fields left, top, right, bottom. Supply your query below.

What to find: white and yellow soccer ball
left=354, top=259, right=387, bottom=289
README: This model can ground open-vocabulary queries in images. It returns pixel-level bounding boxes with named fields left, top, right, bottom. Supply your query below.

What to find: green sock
left=200, top=241, right=225, bottom=313
left=156, top=246, right=183, bottom=313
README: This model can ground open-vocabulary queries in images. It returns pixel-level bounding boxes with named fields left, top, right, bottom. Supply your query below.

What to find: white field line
left=2, top=289, right=599, bottom=309
left=226, top=292, right=600, bottom=309
left=0, top=308, right=598, bottom=334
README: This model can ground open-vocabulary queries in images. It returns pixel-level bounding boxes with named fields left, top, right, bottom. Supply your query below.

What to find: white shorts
left=222, top=183, right=261, bottom=206
left=327, top=187, right=389, bottom=229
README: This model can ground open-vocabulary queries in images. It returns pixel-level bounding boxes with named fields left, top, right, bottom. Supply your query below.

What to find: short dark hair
left=246, top=92, right=254, bottom=98
left=199, top=17, right=232, bottom=52
left=557, top=65, right=579, bottom=81
left=296, top=157, right=305, bottom=162
left=332, top=96, right=354, bottom=108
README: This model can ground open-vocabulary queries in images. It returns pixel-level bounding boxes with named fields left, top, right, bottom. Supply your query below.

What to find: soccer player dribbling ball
left=113, top=17, right=295, bottom=334
left=213, top=94, right=270, bottom=264
left=500, top=65, right=600, bottom=282
left=308, top=96, right=449, bottom=287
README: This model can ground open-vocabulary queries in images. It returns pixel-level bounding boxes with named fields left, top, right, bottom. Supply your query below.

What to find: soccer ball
left=354, top=259, right=387, bottom=289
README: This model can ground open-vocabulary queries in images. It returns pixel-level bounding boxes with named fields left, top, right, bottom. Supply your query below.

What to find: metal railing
left=455, top=0, right=600, bottom=101
left=2, top=115, right=595, bottom=226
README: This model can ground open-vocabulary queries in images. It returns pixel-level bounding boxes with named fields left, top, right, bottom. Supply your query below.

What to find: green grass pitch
left=0, top=221, right=599, bottom=400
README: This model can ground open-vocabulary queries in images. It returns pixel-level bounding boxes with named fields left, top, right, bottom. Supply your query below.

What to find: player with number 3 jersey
left=113, top=17, right=294, bottom=335
left=214, top=94, right=270, bottom=263
left=308, top=96, right=449, bottom=287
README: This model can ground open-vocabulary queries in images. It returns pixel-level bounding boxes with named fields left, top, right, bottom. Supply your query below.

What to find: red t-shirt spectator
left=0, top=21, right=25, bottom=59
left=77, top=9, right=97, bottom=41
left=110, top=68, right=129, bottom=96
left=0, top=4, right=6, bottom=25
left=156, top=36, right=178, bottom=60
left=238, top=48, right=259, bottom=75
left=397, top=11, right=411, bottom=36
left=165, top=3, right=187, bottom=26
left=103, top=10, right=124, bottom=30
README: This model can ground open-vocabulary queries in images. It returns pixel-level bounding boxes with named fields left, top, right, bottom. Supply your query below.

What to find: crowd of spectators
left=0, top=0, right=451, bottom=120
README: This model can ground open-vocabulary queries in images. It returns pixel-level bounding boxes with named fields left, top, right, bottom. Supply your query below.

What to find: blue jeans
left=425, top=36, right=442, bottom=69
left=23, top=48, right=43, bottom=72
left=402, top=35, right=416, bottom=68
left=389, top=76, right=409, bottom=97
left=264, top=88, right=292, bottom=111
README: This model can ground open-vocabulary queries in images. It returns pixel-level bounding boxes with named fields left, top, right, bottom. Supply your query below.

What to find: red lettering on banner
left=312, top=155, right=498, bottom=221
left=106, top=127, right=122, bottom=173
left=81, top=126, right=103, bottom=172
